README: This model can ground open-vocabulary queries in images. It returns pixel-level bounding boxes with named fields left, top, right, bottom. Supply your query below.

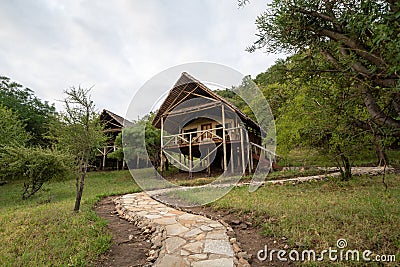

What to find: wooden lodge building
left=97, top=109, right=133, bottom=170
left=152, top=72, right=274, bottom=177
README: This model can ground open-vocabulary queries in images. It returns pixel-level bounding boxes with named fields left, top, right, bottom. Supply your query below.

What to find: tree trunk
left=74, top=152, right=89, bottom=212
left=375, top=142, right=389, bottom=167
left=337, top=147, right=352, bottom=181
left=165, top=157, right=169, bottom=171
left=340, top=154, right=352, bottom=181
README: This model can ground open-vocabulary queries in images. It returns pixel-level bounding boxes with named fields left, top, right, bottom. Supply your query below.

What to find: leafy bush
left=0, top=146, right=73, bottom=199
left=0, top=105, right=30, bottom=147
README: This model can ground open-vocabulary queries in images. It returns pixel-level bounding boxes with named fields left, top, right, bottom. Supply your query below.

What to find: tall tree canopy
left=0, top=76, right=56, bottom=146
left=0, top=105, right=30, bottom=147
left=246, top=0, right=400, bottom=136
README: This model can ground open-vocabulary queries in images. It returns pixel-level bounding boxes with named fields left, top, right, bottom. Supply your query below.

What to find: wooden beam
left=189, top=132, right=193, bottom=178
left=160, top=116, right=164, bottom=174
left=102, top=146, right=106, bottom=170
left=165, top=101, right=221, bottom=117
left=163, top=150, right=189, bottom=171
left=165, top=84, right=199, bottom=115
left=240, top=126, right=246, bottom=175
left=222, top=104, right=227, bottom=173
left=181, top=91, right=219, bottom=102
left=248, top=142, right=252, bottom=174
left=230, top=144, right=234, bottom=174
left=207, top=147, right=211, bottom=177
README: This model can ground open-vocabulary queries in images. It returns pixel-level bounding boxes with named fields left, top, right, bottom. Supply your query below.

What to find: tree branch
left=318, top=28, right=387, bottom=68
left=357, top=83, right=400, bottom=129
left=338, top=46, right=398, bottom=88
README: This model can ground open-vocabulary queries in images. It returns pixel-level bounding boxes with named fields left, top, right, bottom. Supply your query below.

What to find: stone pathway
left=115, top=193, right=248, bottom=267
left=114, top=166, right=392, bottom=266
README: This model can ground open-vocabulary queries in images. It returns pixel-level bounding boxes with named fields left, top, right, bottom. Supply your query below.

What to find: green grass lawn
left=213, top=174, right=400, bottom=265
left=0, top=170, right=141, bottom=267
left=168, top=173, right=399, bottom=265
left=1, top=168, right=399, bottom=266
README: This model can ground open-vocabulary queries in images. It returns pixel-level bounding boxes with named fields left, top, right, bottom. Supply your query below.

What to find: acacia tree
left=54, top=87, right=106, bottom=211
left=245, top=0, right=400, bottom=139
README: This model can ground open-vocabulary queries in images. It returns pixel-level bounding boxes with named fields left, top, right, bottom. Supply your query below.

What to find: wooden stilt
left=248, top=143, right=252, bottom=174
left=102, top=146, right=106, bottom=170
left=207, top=147, right=211, bottom=177
left=222, top=104, right=227, bottom=173
left=189, top=133, right=193, bottom=178
left=240, top=127, right=246, bottom=175
left=230, top=144, right=234, bottom=174
left=160, top=116, right=164, bottom=174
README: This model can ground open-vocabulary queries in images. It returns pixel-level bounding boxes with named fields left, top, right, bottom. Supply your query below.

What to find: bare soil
left=94, top=197, right=151, bottom=267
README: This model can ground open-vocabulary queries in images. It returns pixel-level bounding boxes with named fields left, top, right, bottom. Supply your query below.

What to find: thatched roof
left=100, top=109, right=133, bottom=132
left=152, top=72, right=260, bottom=132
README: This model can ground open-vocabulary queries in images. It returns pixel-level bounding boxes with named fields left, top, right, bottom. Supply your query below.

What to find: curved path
left=114, top=167, right=391, bottom=266
left=115, top=193, right=249, bottom=267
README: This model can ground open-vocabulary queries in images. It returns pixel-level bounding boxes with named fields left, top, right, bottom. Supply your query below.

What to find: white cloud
left=0, top=0, right=285, bottom=118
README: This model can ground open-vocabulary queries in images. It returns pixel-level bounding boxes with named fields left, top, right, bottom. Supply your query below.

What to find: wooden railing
left=163, top=126, right=242, bottom=147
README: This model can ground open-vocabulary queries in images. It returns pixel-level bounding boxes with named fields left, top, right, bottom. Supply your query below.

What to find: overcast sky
left=0, top=0, right=284, bottom=119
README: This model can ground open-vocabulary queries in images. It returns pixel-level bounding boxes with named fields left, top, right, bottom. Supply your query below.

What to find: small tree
left=122, top=114, right=161, bottom=170
left=54, top=86, right=106, bottom=211
left=0, top=146, right=72, bottom=198
left=107, top=133, right=124, bottom=164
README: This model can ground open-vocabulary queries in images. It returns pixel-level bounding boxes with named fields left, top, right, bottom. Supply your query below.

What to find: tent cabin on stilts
left=97, top=109, right=133, bottom=170
left=152, top=72, right=276, bottom=178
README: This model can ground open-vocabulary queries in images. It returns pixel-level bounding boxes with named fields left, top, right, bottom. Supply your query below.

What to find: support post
left=240, top=126, right=246, bottom=175
left=160, top=116, right=164, bottom=174
left=102, top=146, right=106, bottom=170
left=230, top=145, right=234, bottom=174
left=189, top=133, right=193, bottom=178
left=250, top=145, right=254, bottom=171
left=207, top=147, right=211, bottom=177
left=222, top=104, right=227, bottom=173
left=248, top=143, right=252, bottom=174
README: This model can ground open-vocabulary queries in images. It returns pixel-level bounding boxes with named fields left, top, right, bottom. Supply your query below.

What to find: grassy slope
left=1, top=168, right=399, bottom=266
left=0, top=170, right=140, bottom=267
left=212, top=174, right=400, bottom=265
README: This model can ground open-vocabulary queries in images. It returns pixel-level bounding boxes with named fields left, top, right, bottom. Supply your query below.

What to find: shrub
left=0, top=146, right=73, bottom=199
